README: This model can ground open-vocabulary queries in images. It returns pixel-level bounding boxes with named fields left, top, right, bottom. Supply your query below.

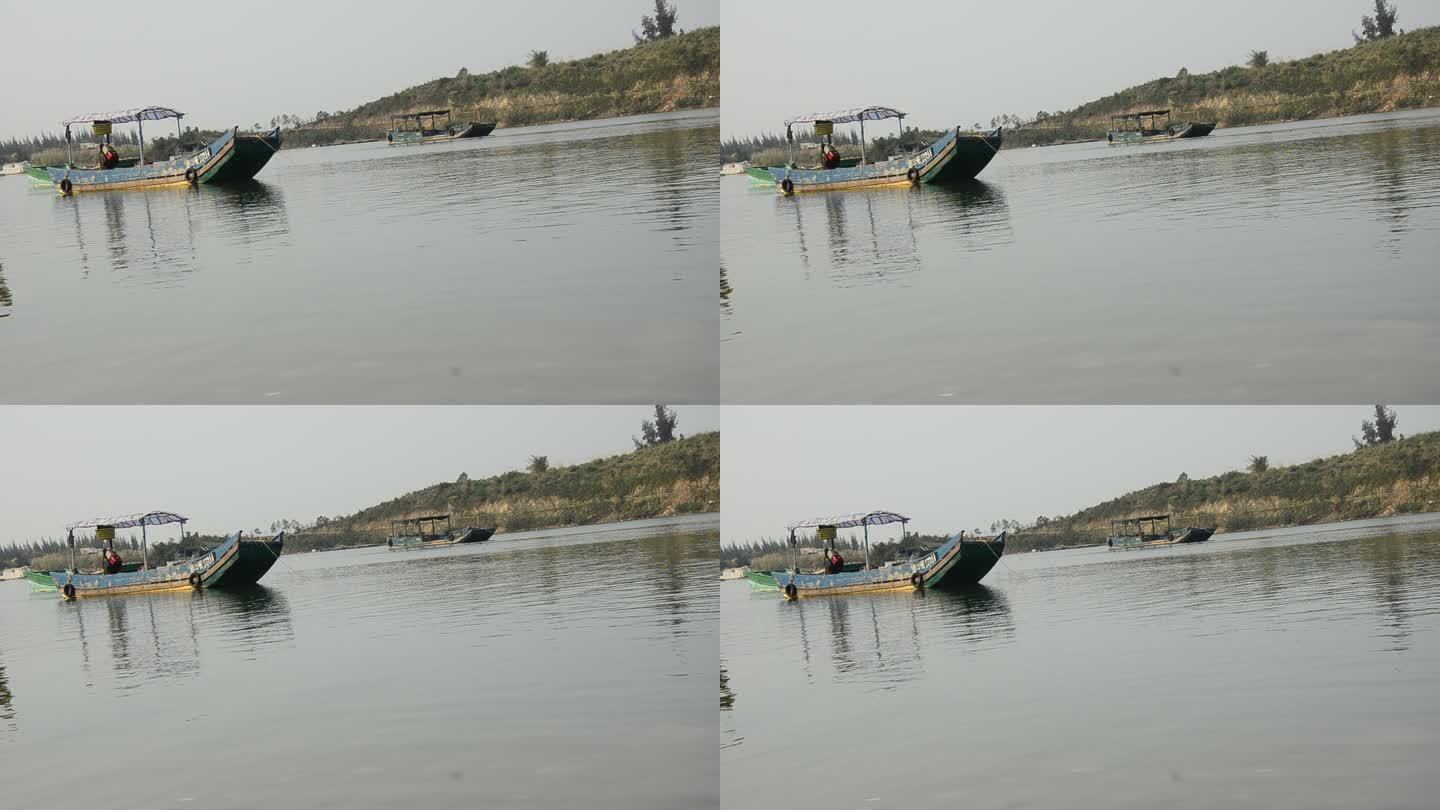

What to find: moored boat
left=386, top=110, right=496, bottom=145
left=758, top=510, right=1006, bottom=599
left=387, top=514, right=496, bottom=550
left=1106, top=514, right=1215, bottom=550
left=31, top=107, right=280, bottom=194
left=1106, top=110, right=1216, bottom=145
left=46, top=511, right=242, bottom=600
left=766, top=106, right=1002, bottom=195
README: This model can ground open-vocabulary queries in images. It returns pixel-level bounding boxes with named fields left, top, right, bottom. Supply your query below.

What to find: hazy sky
left=721, top=0, right=1440, bottom=137
left=1, top=406, right=718, bottom=544
left=0, top=0, right=719, bottom=140
left=721, top=406, right=1440, bottom=544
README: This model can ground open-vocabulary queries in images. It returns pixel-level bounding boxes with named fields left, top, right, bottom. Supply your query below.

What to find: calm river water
left=1, top=515, right=717, bottom=809
left=0, top=110, right=717, bottom=403
left=721, top=514, right=1440, bottom=809
left=721, top=109, right=1440, bottom=402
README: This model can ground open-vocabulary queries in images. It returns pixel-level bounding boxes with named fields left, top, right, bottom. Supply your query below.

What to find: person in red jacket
left=821, top=143, right=841, bottom=170
left=99, top=143, right=120, bottom=170
left=103, top=547, right=124, bottom=575
left=825, top=547, right=845, bottom=574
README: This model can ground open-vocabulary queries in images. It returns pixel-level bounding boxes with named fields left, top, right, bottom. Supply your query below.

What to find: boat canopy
left=787, top=510, right=909, bottom=531
left=398, top=110, right=451, bottom=118
left=784, top=106, right=905, bottom=127
left=1113, top=109, right=1170, bottom=119
left=61, top=106, right=183, bottom=126
left=66, top=511, right=186, bottom=531
left=1113, top=514, right=1170, bottom=524
left=395, top=514, right=451, bottom=524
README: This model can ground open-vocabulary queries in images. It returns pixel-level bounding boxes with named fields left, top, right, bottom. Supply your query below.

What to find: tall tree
left=1248, top=455, right=1269, bottom=473
left=634, top=0, right=678, bottom=43
left=528, top=455, right=549, bottom=473
left=1247, top=50, right=1269, bottom=68
left=1354, top=0, right=1399, bottom=43
left=633, top=405, right=679, bottom=448
left=528, top=50, right=549, bottom=68
left=1354, top=404, right=1400, bottom=448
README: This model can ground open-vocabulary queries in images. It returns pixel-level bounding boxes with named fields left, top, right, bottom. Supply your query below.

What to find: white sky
left=1, top=406, right=719, bottom=543
left=0, top=0, right=719, bottom=140
left=720, top=0, right=1440, bottom=137
left=721, top=406, right=1440, bottom=544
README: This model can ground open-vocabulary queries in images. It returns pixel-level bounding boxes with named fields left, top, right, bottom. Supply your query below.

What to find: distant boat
left=386, top=110, right=495, bottom=145
left=28, top=107, right=281, bottom=193
left=766, top=106, right=1002, bottom=195
left=720, top=566, right=749, bottom=580
left=387, top=514, right=496, bottom=550
left=1106, top=514, right=1215, bottom=550
left=752, top=509, right=1006, bottom=598
left=720, top=161, right=750, bottom=176
left=1, top=161, right=28, bottom=176
left=1106, top=110, right=1215, bottom=145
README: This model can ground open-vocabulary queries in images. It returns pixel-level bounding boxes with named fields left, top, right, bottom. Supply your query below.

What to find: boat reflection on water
left=0, top=262, right=11, bottom=317
left=60, top=585, right=293, bottom=689
left=776, top=180, right=1011, bottom=285
left=57, top=180, right=290, bottom=281
left=0, top=661, right=14, bottom=732
left=779, top=584, right=1014, bottom=689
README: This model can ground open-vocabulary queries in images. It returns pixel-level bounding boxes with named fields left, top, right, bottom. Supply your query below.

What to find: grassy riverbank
left=1006, top=24, right=1440, bottom=148
left=282, top=27, right=718, bottom=148
left=721, top=25, right=1440, bottom=162
left=1006, top=431, right=1440, bottom=551
left=283, top=430, right=719, bottom=551
left=2, top=432, right=719, bottom=568
left=722, top=430, right=1440, bottom=567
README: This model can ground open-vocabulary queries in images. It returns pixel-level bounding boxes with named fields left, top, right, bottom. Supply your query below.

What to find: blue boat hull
left=769, top=127, right=1002, bottom=195
left=50, top=532, right=242, bottom=599
left=768, top=531, right=1006, bottom=597
left=44, top=128, right=239, bottom=194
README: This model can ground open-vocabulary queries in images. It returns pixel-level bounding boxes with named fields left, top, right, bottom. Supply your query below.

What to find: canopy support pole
left=138, top=119, right=145, bottom=164
left=788, top=530, right=797, bottom=573
left=863, top=524, right=870, bottom=570
left=142, top=524, right=148, bottom=570
left=897, top=115, right=904, bottom=153
left=65, top=126, right=72, bottom=166
left=68, top=530, right=76, bottom=573
left=859, top=119, right=867, bottom=164
left=176, top=115, right=183, bottom=152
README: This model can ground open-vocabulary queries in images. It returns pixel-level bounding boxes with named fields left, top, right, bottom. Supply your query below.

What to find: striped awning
left=66, top=511, right=187, bottom=531
left=61, top=107, right=183, bottom=126
left=787, top=510, right=909, bottom=531
left=784, top=107, right=905, bottom=127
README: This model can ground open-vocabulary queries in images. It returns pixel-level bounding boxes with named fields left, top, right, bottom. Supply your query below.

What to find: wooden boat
left=758, top=510, right=1006, bottom=598
left=387, top=514, right=495, bottom=550
left=30, top=108, right=280, bottom=193
left=47, top=510, right=242, bottom=600
left=1106, top=514, right=1215, bottom=550
left=1106, top=110, right=1216, bottom=145
left=766, top=106, right=1002, bottom=195
left=207, top=531, right=285, bottom=587
left=386, top=110, right=496, bottom=145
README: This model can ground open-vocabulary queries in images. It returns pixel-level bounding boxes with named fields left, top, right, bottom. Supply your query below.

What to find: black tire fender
left=780, top=178, right=794, bottom=195
left=911, top=572, right=924, bottom=588
left=62, top=582, right=76, bottom=600
left=184, top=167, right=198, bottom=185
left=59, top=177, right=73, bottom=195
left=188, top=572, right=202, bottom=589
left=783, top=582, right=798, bottom=600
left=906, top=167, right=920, bottom=184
